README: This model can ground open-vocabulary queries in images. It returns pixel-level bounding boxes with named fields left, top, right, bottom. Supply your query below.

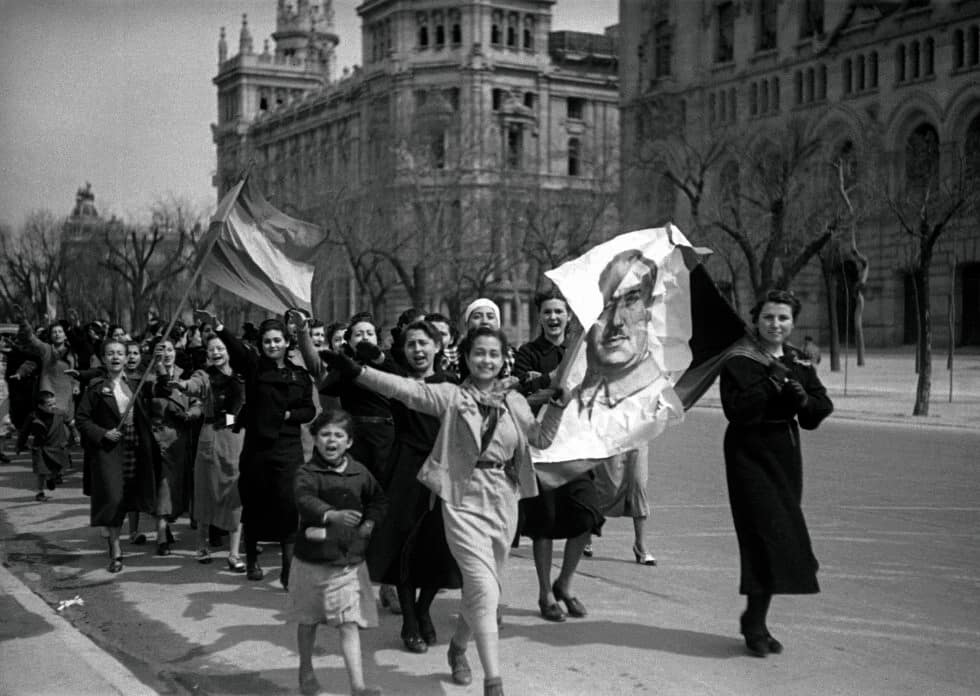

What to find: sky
left=0, top=0, right=619, bottom=229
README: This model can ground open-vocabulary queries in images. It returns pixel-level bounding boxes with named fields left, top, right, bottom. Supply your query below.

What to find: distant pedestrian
left=801, top=335, right=822, bottom=365
left=721, top=290, right=833, bottom=657
left=289, top=409, right=387, bottom=696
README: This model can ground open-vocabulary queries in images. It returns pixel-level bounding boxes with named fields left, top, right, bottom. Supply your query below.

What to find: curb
left=0, top=561, right=158, bottom=696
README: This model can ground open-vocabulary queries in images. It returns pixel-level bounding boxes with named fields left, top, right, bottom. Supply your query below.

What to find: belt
left=355, top=416, right=393, bottom=424
left=474, top=460, right=505, bottom=470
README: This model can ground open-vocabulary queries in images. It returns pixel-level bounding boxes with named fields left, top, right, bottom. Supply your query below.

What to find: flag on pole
left=201, top=175, right=326, bottom=314
left=531, top=225, right=750, bottom=486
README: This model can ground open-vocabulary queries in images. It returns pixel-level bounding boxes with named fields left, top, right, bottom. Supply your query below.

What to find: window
left=910, top=41, right=920, bottom=79
left=656, top=170, right=677, bottom=223
left=445, top=87, right=460, bottom=111
left=450, top=10, right=462, bottom=45
left=805, top=67, right=815, bottom=102
left=709, top=92, right=716, bottom=124
left=800, top=0, right=824, bottom=38
left=818, top=64, right=827, bottom=99
left=568, top=138, right=581, bottom=176
left=856, top=55, right=865, bottom=91
left=794, top=71, right=803, bottom=104
left=567, top=97, right=585, bottom=120
left=524, top=16, right=535, bottom=50
left=728, top=88, right=737, bottom=122
left=507, top=13, right=518, bottom=47
left=654, top=20, right=672, bottom=77
left=896, top=44, right=906, bottom=82
left=431, top=131, right=446, bottom=169
left=954, top=29, right=964, bottom=69
left=750, top=83, right=758, bottom=116
left=965, top=114, right=980, bottom=183
left=971, top=26, right=980, bottom=66
left=434, top=12, right=445, bottom=47
left=523, top=92, right=535, bottom=109
left=506, top=124, right=523, bottom=168
left=757, top=0, right=778, bottom=52
left=760, top=80, right=769, bottom=113
left=905, top=123, right=939, bottom=194
left=491, top=12, right=502, bottom=45
left=259, top=89, right=269, bottom=111
left=836, top=140, right=858, bottom=190
left=492, top=88, right=504, bottom=111
left=716, top=2, right=734, bottom=63
left=772, top=77, right=780, bottom=111
left=869, top=52, right=879, bottom=88
left=418, top=13, right=429, bottom=48
left=924, top=37, right=934, bottom=75
left=842, top=59, right=852, bottom=94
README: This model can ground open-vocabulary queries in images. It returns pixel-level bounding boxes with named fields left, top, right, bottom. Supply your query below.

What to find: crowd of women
left=0, top=287, right=832, bottom=696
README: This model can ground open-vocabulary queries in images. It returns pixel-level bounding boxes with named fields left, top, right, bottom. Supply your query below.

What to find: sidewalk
left=0, top=561, right=157, bottom=695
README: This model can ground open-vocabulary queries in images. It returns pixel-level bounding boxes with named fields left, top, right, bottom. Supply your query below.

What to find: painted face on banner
left=586, top=251, right=656, bottom=374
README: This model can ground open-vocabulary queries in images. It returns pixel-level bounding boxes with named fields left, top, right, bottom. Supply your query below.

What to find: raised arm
left=355, top=366, right=456, bottom=416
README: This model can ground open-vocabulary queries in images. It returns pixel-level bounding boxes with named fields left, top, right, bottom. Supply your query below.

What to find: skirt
left=594, top=444, right=650, bottom=518
left=287, top=558, right=378, bottom=628
left=520, top=470, right=604, bottom=540
left=442, top=469, right=518, bottom=636
left=193, top=424, right=244, bottom=531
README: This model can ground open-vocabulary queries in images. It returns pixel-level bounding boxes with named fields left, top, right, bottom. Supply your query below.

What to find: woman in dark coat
left=75, top=339, right=157, bottom=573
left=363, top=321, right=461, bottom=654
left=208, top=313, right=315, bottom=587
left=720, top=289, right=833, bottom=657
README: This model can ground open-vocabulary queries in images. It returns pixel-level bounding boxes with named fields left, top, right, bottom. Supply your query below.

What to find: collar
left=578, top=354, right=662, bottom=410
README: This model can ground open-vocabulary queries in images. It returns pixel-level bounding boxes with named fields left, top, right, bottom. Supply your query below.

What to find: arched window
left=905, top=123, right=939, bottom=194
left=491, top=13, right=502, bottom=45
left=842, top=59, right=852, bottom=94
left=818, top=64, right=827, bottom=100
left=910, top=41, right=920, bottom=79
left=953, top=29, right=964, bottom=69
left=709, top=92, right=716, bottom=124
left=418, top=25, right=429, bottom=48
left=750, top=83, right=758, bottom=116
left=856, top=55, right=866, bottom=91
left=451, top=21, right=462, bottom=45
left=896, top=44, right=906, bottom=82
left=568, top=138, right=581, bottom=176
left=924, top=37, right=934, bottom=75
left=869, top=52, right=879, bottom=88
left=970, top=26, right=980, bottom=66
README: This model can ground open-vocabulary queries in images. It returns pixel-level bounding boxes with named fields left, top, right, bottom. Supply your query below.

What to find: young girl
left=22, top=391, right=71, bottom=501
left=290, top=409, right=387, bottom=696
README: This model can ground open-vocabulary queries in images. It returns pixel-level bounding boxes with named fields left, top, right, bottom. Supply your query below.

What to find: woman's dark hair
left=533, top=288, right=568, bottom=311
left=310, top=319, right=325, bottom=330
left=344, top=312, right=377, bottom=343
left=326, top=322, right=347, bottom=339
left=308, top=408, right=355, bottom=438
left=258, top=318, right=286, bottom=339
left=107, top=324, right=125, bottom=338
left=242, top=322, right=259, bottom=342
left=399, top=320, right=442, bottom=350
left=750, top=289, right=802, bottom=323
left=458, top=326, right=509, bottom=381
left=204, top=333, right=227, bottom=348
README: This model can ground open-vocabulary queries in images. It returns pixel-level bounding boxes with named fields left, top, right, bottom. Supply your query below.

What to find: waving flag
left=202, top=176, right=326, bottom=313
left=532, top=225, right=748, bottom=485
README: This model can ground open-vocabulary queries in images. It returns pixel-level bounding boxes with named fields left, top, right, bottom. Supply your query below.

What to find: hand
left=322, top=349, right=363, bottom=381
left=357, top=521, right=374, bottom=539
left=284, top=307, right=310, bottom=330
left=766, top=359, right=790, bottom=385
left=327, top=509, right=363, bottom=529
left=169, top=378, right=187, bottom=391
left=354, top=341, right=383, bottom=364
left=64, top=368, right=80, bottom=379
left=783, top=379, right=809, bottom=410
left=193, top=308, right=218, bottom=327
left=153, top=357, right=169, bottom=376
left=104, top=428, right=123, bottom=443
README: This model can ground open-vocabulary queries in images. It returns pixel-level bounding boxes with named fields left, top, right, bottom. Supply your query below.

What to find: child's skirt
left=288, top=558, right=378, bottom=628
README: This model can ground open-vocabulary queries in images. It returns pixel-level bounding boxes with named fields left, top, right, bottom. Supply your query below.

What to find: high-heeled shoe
left=226, top=556, right=246, bottom=573
left=739, top=612, right=769, bottom=658
left=106, top=539, right=123, bottom=573
left=552, top=581, right=587, bottom=618
left=155, top=542, right=171, bottom=556
left=766, top=632, right=783, bottom=654
left=246, top=560, right=264, bottom=581
left=632, top=543, right=656, bottom=566
left=538, top=598, right=566, bottom=622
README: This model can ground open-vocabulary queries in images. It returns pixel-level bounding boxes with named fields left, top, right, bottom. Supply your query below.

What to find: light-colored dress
left=594, top=442, right=650, bottom=518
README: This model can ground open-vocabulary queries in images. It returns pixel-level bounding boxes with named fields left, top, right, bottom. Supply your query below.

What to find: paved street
left=2, top=406, right=978, bottom=696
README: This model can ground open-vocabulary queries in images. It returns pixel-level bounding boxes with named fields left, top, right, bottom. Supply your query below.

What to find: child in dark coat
left=20, top=391, right=71, bottom=501
left=290, top=409, right=387, bottom=696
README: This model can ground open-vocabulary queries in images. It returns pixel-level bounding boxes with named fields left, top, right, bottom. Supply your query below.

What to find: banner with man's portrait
left=531, top=225, right=747, bottom=475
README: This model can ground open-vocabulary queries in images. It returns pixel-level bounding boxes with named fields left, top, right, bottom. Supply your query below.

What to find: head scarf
left=462, top=298, right=501, bottom=328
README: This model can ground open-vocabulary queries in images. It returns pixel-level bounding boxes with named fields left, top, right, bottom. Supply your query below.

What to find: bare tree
left=0, top=210, right=67, bottom=323
left=874, top=126, right=979, bottom=415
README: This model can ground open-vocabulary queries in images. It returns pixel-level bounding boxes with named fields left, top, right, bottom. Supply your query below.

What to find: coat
left=75, top=375, right=157, bottom=527
left=355, top=367, right=563, bottom=506
left=720, top=344, right=833, bottom=595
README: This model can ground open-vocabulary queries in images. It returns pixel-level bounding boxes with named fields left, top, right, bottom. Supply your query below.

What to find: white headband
left=462, top=298, right=501, bottom=327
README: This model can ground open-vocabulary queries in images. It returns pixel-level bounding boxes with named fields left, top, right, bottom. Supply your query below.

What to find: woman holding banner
left=206, top=312, right=315, bottom=587
left=321, top=326, right=565, bottom=696
left=720, top=289, right=832, bottom=658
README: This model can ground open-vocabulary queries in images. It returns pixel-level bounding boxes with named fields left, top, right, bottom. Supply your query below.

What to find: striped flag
left=201, top=176, right=326, bottom=313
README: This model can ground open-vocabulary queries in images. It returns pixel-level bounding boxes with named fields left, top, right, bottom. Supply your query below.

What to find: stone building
left=619, top=0, right=980, bottom=347
left=212, top=0, right=620, bottom=338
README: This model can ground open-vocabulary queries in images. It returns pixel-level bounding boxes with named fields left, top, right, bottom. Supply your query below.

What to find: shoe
left=156, top=543, right=171, bottom=556
left=107, top=557, right=123, bottom=573
left=130, top=533, right=147, bottom=545
left=195, top=548, right=212, bottom=564
left=418, top=614, right=437, bottom=645
left=740, top=612, right=769, bottom=658
left=226, top=556, right=247, bottom=573
left=632, top=543, right=656, bottom=566
left=401, top=632, right=428, bottom=654
left=279, top=570, right=289, bottom=591
left=298, top=669, right=321, bottom=696
left=552, top=581, right=587, bottom=618
left=246, top=561, right=264, bottom=581
left=379, top=584, right=402, bottom=614
left=46, top=477, right=56, bottom=491
left=766, top=632, right=783, bottom=654
left=484, top=676, right=504, bottom=696
left=582, top=543, right=593, bottom=558
left=34, top=492, right=50, bottom=502
left=447, top=640, right=472, bottom=685
left=538, top=599, right=566, bottom=622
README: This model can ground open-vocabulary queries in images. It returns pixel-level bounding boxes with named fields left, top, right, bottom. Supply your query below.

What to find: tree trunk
left=912, top=264, right=932, bottom=416
left=820, top=250, right=842, bottom=372
left=852, top=254, right=869, bottom=366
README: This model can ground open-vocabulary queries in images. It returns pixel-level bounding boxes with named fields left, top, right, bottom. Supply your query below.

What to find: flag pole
left=115, top=170, right=250, bottom=428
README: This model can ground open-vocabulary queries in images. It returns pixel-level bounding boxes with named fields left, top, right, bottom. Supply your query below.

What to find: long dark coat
left=220, top=329, right=315, bottom=543
left=720, top=345, right=833, bottom=595
left=75, top=376, right=157, bottom=527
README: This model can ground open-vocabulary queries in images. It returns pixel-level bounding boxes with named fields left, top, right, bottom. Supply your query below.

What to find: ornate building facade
left=619, top=0, right=980, bottom=347
left=213, top=0, right=620, bottom=338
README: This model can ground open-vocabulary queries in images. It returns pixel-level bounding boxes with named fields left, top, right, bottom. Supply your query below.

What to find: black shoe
left=740, top=612, right=769, bottom=658
left=165, top=526, right=175, bottom=544
left=107, top=557, right=123, bottom=573
left=766, top=633, right=783, bottom=654
left=156, top=543, right=171, bottom=556
left=246, top=561, right=264, bottom=581
left=46, top=477, right=57, bottom=490
left=552, top=581, right=587, bottom=618
left=0, top=451, right=10, bottom=463
left=35, top=492, right=50, bottom=502
left=130, top=533, right=147, bottom=545
left=538, top=599, right=566, bottom=622
left=402, top=632, right=428, bottom=654
left=418, top=614, right=437, bottom=645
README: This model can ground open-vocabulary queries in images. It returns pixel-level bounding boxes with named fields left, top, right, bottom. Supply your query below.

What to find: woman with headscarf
left=202, top=311, right=315, bottom=587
